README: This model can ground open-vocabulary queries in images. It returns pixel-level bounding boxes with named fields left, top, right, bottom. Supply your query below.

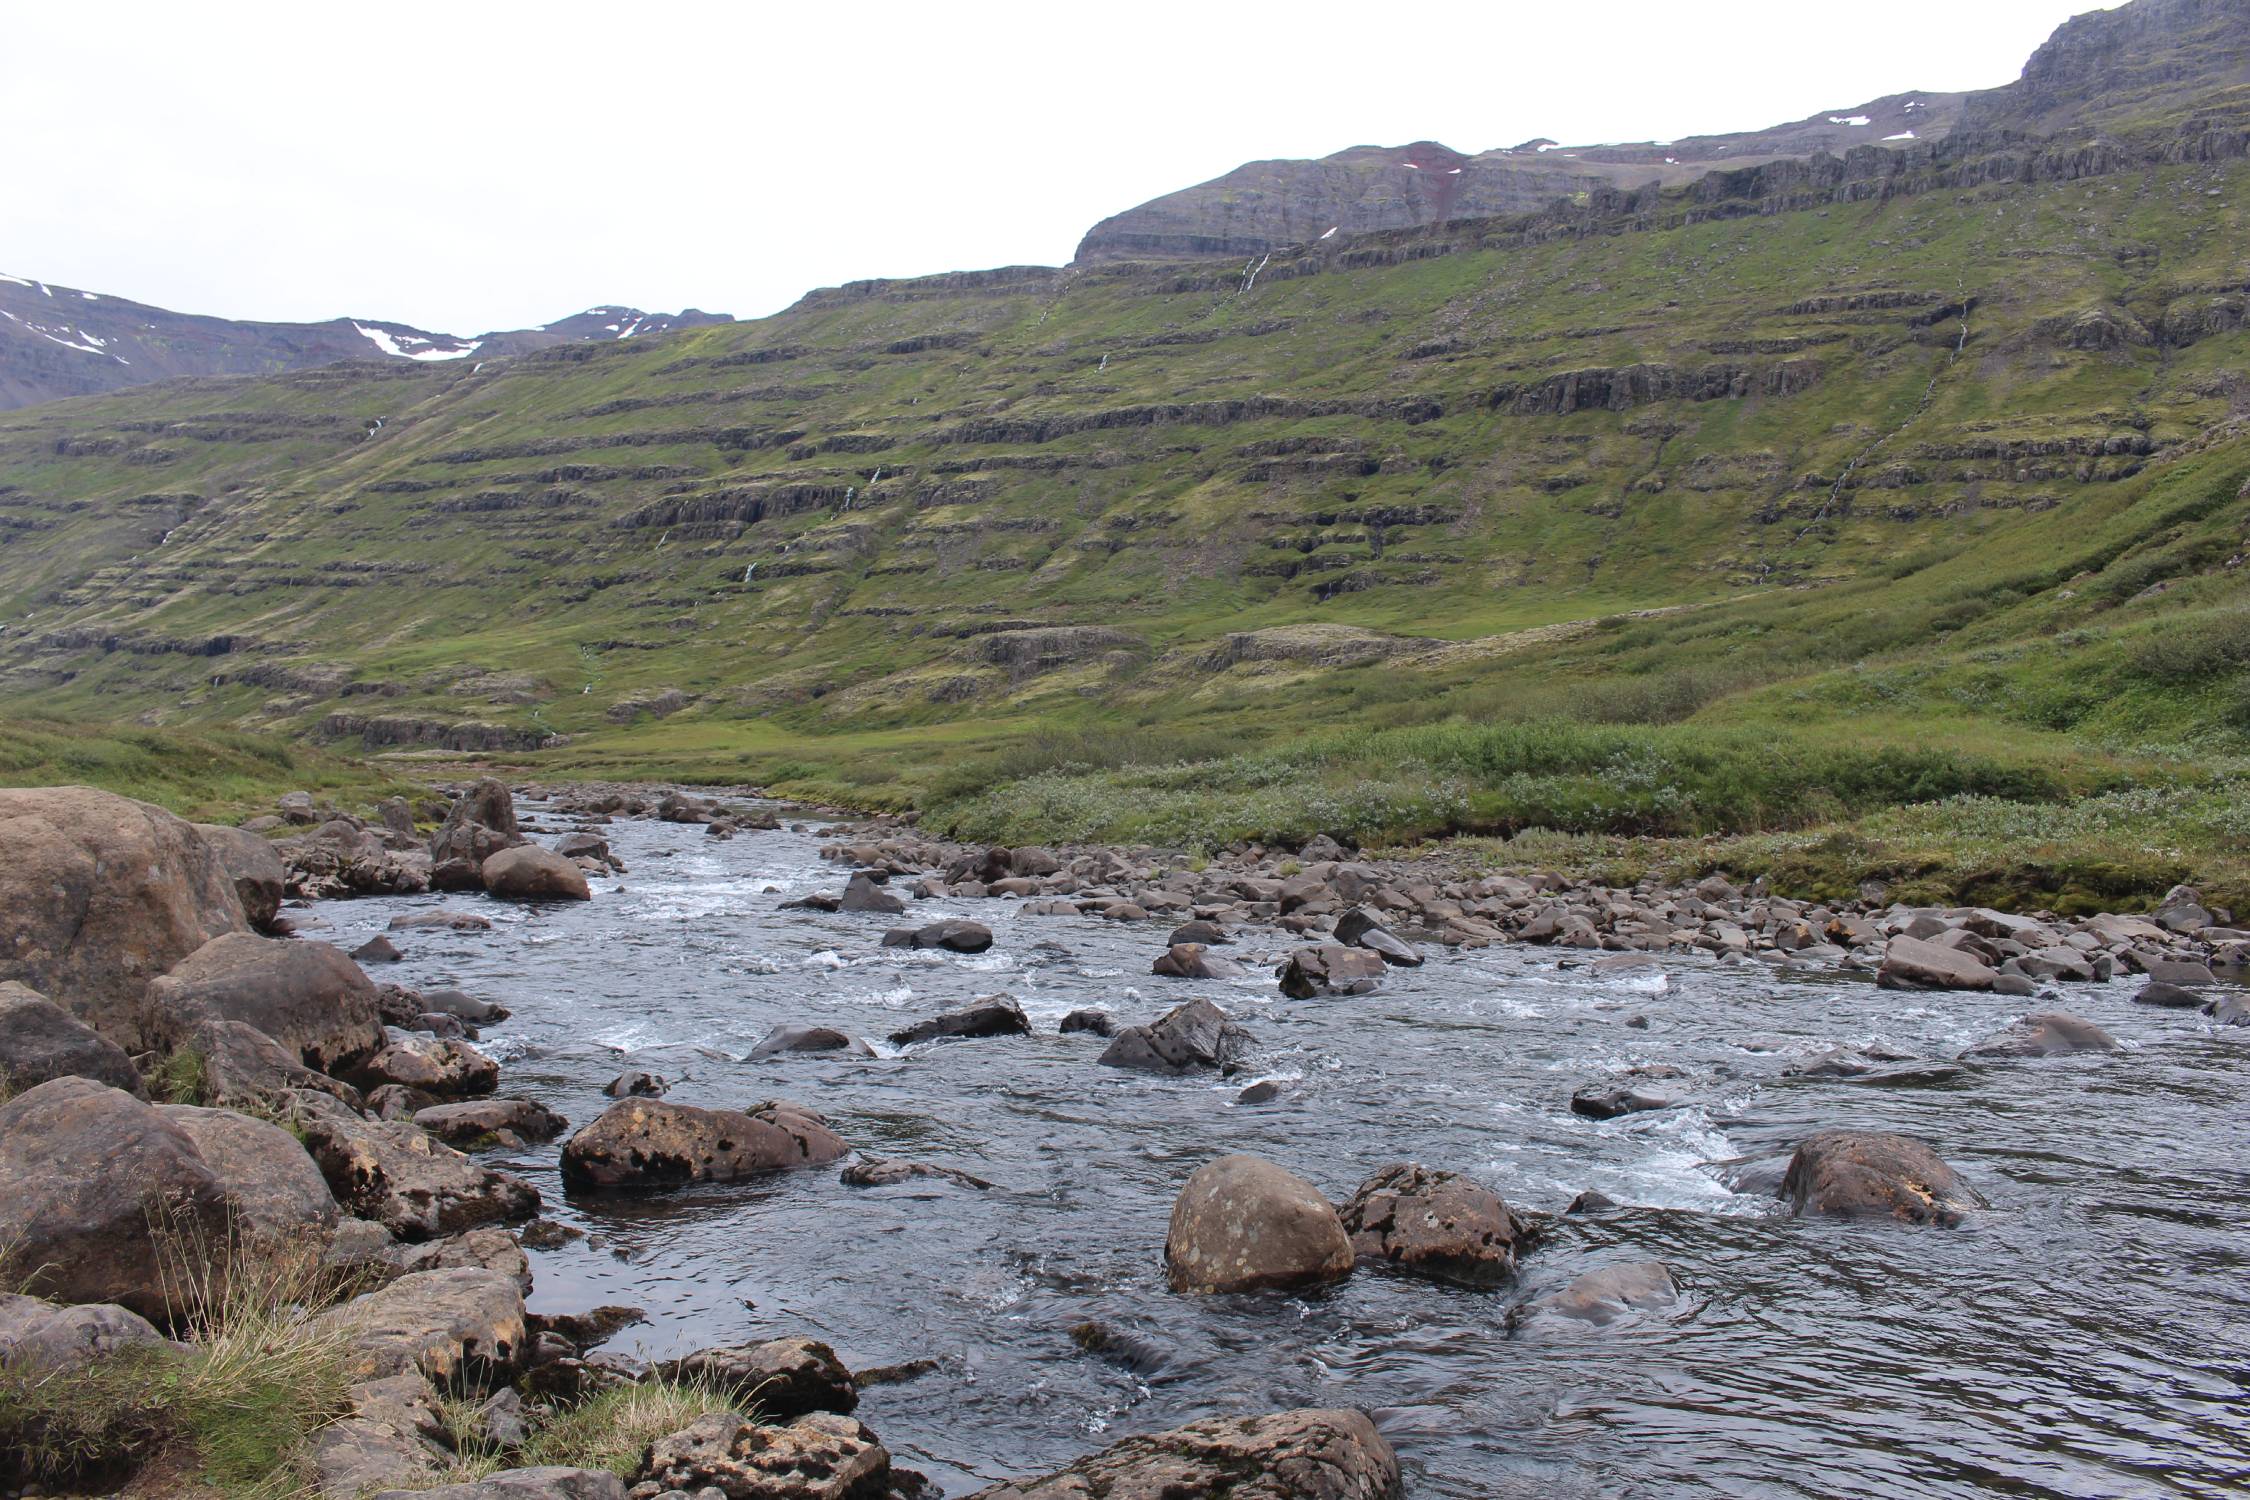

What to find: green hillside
left=3, top=85, right=2247, bottom=907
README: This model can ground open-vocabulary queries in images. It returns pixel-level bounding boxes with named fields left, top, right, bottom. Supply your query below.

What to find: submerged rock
left=559, top=1098, right=846, bottom=1187
left=1058, top=1007, right=1115, bottom=1037
left=841, top=1158, right=993, bottom=1190
left=1516, top=1261, right=1679, bottom=1327
left=1165, top=1153, right=1353, bottom=1295
left=749, top=1024, right=877, bottom=1060
left=1339, top=1162, right=1530, bottom=1286
left=1963, top=1012, right=2120, bottom=1059
left=1780, top=1130, right=1984, bottom=1226
left=965, top=1408, right=1400, bottom=1500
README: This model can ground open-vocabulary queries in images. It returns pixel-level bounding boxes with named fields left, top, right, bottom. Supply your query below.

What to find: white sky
left=2, top=0, right=2103, bottom=335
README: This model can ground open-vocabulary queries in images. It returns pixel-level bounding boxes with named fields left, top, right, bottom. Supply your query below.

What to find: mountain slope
left=0, top=0, right=2244, bottom=902
left=1075, top=0, right=2249, bottom=264
left=0, top=273, right=730, bottom=411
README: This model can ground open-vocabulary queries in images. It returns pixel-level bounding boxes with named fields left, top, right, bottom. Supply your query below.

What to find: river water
left=310, top=804, right=2250, bottom=1498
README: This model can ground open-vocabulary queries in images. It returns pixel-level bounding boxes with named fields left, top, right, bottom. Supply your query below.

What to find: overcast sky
left=4, top=0, right=2102, bottom=334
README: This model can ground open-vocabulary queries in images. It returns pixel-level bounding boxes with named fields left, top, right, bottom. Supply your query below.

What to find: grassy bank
left=0, top=718, right=409, bottom=823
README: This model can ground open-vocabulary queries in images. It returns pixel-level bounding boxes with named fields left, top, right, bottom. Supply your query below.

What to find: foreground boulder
left=195, top=822, right=287, bottom=931
left=1963, top=1012, right=2120, bottom=1059
left=0, top=1078, right=330, bottom=1317
left=322, top=1266, right=528, bottom=1385
left=840, top=871, right=906, bottom=915
left=966, top=1409, right=1400, bottom=1500
left=560, top=1098, right=846, bottom=1187
left=888, top=995, right=1030, bottom=1045
left=158, top=1102, right=340, bottom=1242
left=0, top=1292, right=171, bottom=1376
left=0, top=980, right=145, bottom=1095
left=371, top=1469, right=624, bottom=1500
left=143, top=932, right=384, bottom=1072
left=652, top=1336, right=858, bottom=1418
left=1166, top=1154, right=1353, bottom=1295
left=1099, top=998, right=1252, bottom=1074
left=1338, top=1163, right=1530, bottom=1286
left=480, top=845, right=592, bottom=901
left=0, top=785, right=248, bottom=1043
left=637, top=1411, right=895, bottom=1499
left=1277, top=944, right=1386, bottom=999
left=294, top=1091, right=540, bottom=1240
left=1781, top=1130, right=1985, bottom=1226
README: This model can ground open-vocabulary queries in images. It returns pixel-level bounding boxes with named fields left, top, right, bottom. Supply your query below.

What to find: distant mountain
left=1074, top=0, right=2248, bottom=263
left=0, top=275, right=731, bottom=411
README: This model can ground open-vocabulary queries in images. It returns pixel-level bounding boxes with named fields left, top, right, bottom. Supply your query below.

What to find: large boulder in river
left=887, top=995, right=1030, bottom=1045
left=1338, top=1162, right=1530, bottom=1286
left=1277, top=944, right=1386, bottom=999
left=143, top=932, right=384, bottom=1072
left=0, top=1078, right=332, bottom=1317
left=559, top=1099, right=846, bottom=1188
left=1334, top=907, right=1423, bottom=967
left=1165, top=1154, right=1354, bottom=1295
left=1152, top=943, right=1248, bottom=980
left=1100, top=998, right=1253, bottom=1074
left=194, top=823, right=287, bottom=931
left=480, top=845, right=591, bottom=901
left=1780, top=1130, right=1985, bottom=1226
left=1876, top=935, right=1997, bottom=992
left=0, top=980, right=145, bottom=1095
left=840, top=872, right=906, bottom=915
left=0, top=785, right=248, bottom=1043
left=966, top=1409, right=1401, bottom=1500
left=1962, top=1012, right=2120, bottom=1059
left=428, top=780, right=524, bottom=888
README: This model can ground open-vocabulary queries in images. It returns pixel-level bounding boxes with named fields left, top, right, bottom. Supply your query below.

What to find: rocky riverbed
left=3, top=780, right=2247, bottom=1497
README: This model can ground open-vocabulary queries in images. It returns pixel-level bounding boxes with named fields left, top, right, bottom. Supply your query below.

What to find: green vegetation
left=0, top=718, right=404, bottom=823
left=0, top=1249, right=359, bottom=1497
left=1, top=105, right=2247, bottom=907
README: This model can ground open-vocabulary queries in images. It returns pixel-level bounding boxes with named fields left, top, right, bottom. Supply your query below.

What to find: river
left=310, top=801, right=2250, bottom=1498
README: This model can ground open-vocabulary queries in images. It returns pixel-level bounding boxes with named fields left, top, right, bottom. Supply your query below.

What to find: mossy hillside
left=0, top=143, right=2243, bottom=893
